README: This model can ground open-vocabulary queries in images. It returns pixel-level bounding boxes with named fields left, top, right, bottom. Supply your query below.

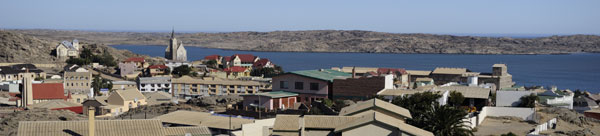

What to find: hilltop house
left=272, top=69, right=352, bottom=105
left=55, top=39, right=80, bottom=59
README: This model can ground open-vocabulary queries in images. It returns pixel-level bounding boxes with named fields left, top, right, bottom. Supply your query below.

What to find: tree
left=250, top=67, right=283, bottom=78
left=518, top=94, right=538, bottom=108
left=392, top=92, right=473, bottom=136
left=91, top=74, right=113, bottom=96
left=449, top=91, right=465, bottom=107
left=205, top=60, right=217, bottom=68
left=172, top=65, right=191, bottom=77
left=501, top=132, right=517, bottom=136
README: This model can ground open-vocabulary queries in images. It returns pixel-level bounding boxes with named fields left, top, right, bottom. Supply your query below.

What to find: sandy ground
left=473, top=117, right=536, bottom=136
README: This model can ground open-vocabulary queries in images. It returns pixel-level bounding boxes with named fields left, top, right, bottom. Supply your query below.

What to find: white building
left=138, top=77, right=171, bottom=93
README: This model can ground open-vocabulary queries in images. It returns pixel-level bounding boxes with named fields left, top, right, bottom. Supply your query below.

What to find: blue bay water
left=112, top=45, right=600, bottom=93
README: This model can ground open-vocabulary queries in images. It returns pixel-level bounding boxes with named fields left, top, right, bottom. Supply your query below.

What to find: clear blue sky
left=1, top=0, right=599, bottom=35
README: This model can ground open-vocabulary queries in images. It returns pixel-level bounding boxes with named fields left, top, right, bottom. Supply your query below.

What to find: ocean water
left=112, top=45, right=600, bottom=93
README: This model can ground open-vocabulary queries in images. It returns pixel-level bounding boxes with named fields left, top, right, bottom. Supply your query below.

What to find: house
left=229, top=54, right=259, bottom=69
left=154, top=110, right=254, bottom=135
left=223, top=66, right=251, bottom=79
left=331, top=74, right=394, bottom=101
left=138, top=77, right=172, bottom=93
left=252, top=58, right=275, bottom=69
left=100, top=88, right=147, bottom=116
left=171, top=76, right=260, bottom=98
left=406, top=70, right=431, bottom=85
left=538, top=89, right=574, bottom=109
left=0, top=64, right=46, bottom=82
left=123, top=57, right=147, bottom=69
left=271, top=99, right=433, bottom=136
left=436, top=85, right=492, bottom=111
left=144, top=91, right=173, bottom=105
left=241, top=91, right=298, bottom=110
left=272, top=69, right=352, bottom=105
left=63, top=70, right=92, bottom=94
left=148, top=65, right=169, bottom=76
left=430, top=67, right=470, bottom=85
left=118, top=62, right=139, bottom=79
left=16, top=83, right=70, bottom=107
left=573, top=96, right=599, bottom=113
left=165, top=29, right=187, bottom=62
left=55, top=39, right=80, bottom=59
left=204, top=54, right=222, bottom=65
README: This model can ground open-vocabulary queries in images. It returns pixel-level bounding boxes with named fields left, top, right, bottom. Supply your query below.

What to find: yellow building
left=98, top=88, right=147, bottom=116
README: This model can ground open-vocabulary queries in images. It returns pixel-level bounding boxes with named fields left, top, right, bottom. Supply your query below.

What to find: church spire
left=171, top=27, right=175, bottom=39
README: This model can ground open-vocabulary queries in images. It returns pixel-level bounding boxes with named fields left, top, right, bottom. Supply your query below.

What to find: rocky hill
left=8, top=29, right=600, bottom=54
left=0, top=30, right=143, bottom=63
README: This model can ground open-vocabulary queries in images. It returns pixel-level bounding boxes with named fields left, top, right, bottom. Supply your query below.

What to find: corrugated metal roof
left=333, top=112, right=434, bottom=136
left=436, top=86, right=491, bottom=99
left=288, top=69, right=352, bottom=82
left=17, top=119, right=166, bottom=136
left=405, top=70, right=431, bottom=76
left=302, top=116, right=359, bottom=129
left=29, top=100, right=81, bottom=109
left=164, top=126, right=211, bottom=136
left=272, top=115, right=301, bottom=131
left=115, top=88, right=146, bottom=101
left=432, top=67, right=468, bottom=75
left=154, top=110, right=254, bottom=130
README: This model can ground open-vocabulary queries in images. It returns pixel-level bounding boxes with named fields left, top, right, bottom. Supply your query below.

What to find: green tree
left=449, top=91, right=465, bottom=107
left=500, top=132, right=517, bottom=136
left=392, top=92, right=473, bottom=136
left=250, top=67, right=284, bottom=78
left=205, top=60, right=217, bottom=68
left=91, top=74, right=113, bottom=96
left=172, top=65, right=191, bottom=77
left=518, top=94, right=538, bottom=108
left=80, top=48, right=93, bottom=60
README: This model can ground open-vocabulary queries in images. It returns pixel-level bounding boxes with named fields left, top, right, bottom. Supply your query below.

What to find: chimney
left=21, top=73, right=34, bottom=108
left=352, top=66, right=356, bottom=78
left=88, top=107, right=95, bottom=136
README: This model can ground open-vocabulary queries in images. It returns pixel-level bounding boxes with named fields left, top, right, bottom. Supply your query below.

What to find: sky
left=1, top=0, right=599, bottom=35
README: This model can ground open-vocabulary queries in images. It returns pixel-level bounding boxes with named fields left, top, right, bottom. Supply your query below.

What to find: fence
left=527, top=118, right=557, bottom=135
left=464, top=106, right=535, bottom=129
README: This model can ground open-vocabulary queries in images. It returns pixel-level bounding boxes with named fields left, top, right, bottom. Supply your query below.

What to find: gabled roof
left=124, top=57, right=145, bottom=63
left=436, top=86, right=491, bottom=99
left=233, top=54, right=256, bottom=62
left=154, top=110, right=254, bottom=130
left=286, top=69, right=352, bottom=82
left=204, top=55, right=220, bottom=60
left=333, top=112, right=433, bottom=136
left=224, top=66, right=247, bottom=73
left=223, top=56, right=232, bottom=62
left=148, top=65, right=168, bottom=69
left=17, top=119, right=166, bottom=136
left=432, top=67, right=469, bottom=75
left=339, top=98, right=412, bottom=119
left=253, top=59, right=271, bottom=67
left=303, top=115, right=360, bottom=129
left=406, top=70, right=432, bottom=76
left=32, top=83, right=68, bottom=100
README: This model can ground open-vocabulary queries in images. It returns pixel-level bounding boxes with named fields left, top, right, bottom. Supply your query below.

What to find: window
left=141, top=89, right=146, bottom=91
left=310, top=83, right=319, bottom=90
left=294, top=82, right=304, bottom=90
left=280, top=81, right=289, bottom=89
left=192, top=89, right=197, bottom=92
left=165, top=84, right=170, bottom=87
left=77, top=98, right=80, bottom=103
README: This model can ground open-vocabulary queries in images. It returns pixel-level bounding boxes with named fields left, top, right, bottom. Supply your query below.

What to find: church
left=165, top=29, right=187, bottom=62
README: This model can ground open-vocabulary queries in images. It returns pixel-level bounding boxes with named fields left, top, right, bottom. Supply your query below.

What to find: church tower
left=165, top=28, right=187, bottom=61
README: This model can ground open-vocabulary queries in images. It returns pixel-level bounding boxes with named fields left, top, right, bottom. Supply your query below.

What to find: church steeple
left=171, top=27, right=175, bottom=39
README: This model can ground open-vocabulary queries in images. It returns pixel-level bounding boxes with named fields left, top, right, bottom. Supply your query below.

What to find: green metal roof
left=254, top=91, right=298, bottom=98
left=289, top=69, right=352, bottom=82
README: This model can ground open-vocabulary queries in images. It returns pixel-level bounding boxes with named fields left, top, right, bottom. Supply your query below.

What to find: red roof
left=253, top=59, right=272, bottom=67
left=148, top=65, right=168, bottom=69
left=204, top=55, right=221, bottom=60
left=224, top=66, right=247, bottom=73
left=377, top=68, right=407, bottom=75
left=233, top=54, right=256, bottom=63
left=124, top=57, right=145, bottom=63
left=224, top=56, right=232, bottom=62
left=52, top=106, right=83, bottom=114
left=32, top=83, right=68, bottom=100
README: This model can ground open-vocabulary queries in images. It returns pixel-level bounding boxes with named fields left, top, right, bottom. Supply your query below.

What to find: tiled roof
left=164, top=126, right=212, bottom=136
left=224, top=66, right=247, bottom=73
left=432, top=67, right=469, bottom=75
left=287, top=69, right=352, bottom=82
left=377, top=68, right=407, bottom=75
left=204, top=55, right=220, bottom=60
left=273, top=115, right=301, bottom=131
left=233, top=54, right=256, bottom=62
left=124, top=57, right=145, bottom=62
left=148, top=65, right=168, bottom=69
left=17, top=119, right=166, bottom=136
left=339, top=98, right=412, bottom=119
left=333, top=112, right=434, bottom=136
left=253, top=59, right=271, bottom=67
left=154, top=110, right=254, bottom=130
left=32, top=83, right=68, bottom=100
left=223, top=56, right=232, bottom=62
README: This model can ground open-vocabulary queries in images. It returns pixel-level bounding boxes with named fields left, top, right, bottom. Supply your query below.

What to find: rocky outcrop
left=9, top=29, right=600, bottom=54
